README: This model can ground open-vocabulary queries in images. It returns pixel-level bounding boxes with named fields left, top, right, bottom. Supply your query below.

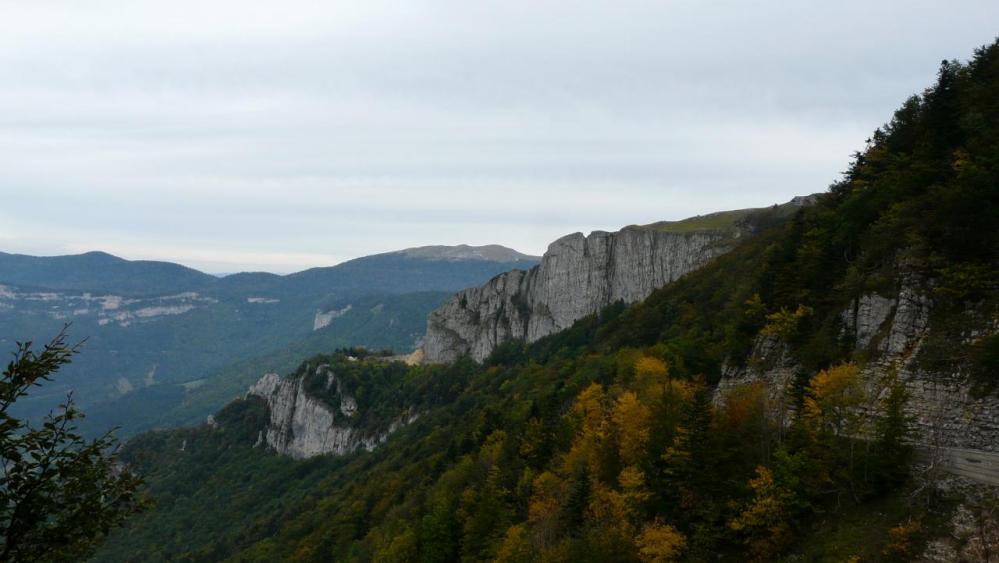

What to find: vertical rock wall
left=247, top=365, right=416, bottom=459
left=716, top=277, right=999, bottom=483
left=423, top=227, right=735, bottom=363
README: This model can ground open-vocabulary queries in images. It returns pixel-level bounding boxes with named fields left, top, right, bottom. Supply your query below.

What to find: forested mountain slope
left=96, top=41, right=999, bottom=562
left=0, top=250, right=216, bottom=295
left=0, top=246, right=540, bottom=298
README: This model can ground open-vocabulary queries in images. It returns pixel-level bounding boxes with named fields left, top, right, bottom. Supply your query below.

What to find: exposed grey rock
left=424, top=227, right=733, bottom=363
left=882, top=284, right=931, bottom=356
left=716, top=274, right=999, bottom=484
left=313, top=304, right=352, bottom=331
left=717, top=333, right=797, bottom=409
left=919, top=496, right=999, bottom=562
left=788, top=194, right=822, bottom=207
left=0, top=285, right=216, bottom=328
left=247, top=366, right=416, bottom=459
left=841, top=293, right=895, bottom=349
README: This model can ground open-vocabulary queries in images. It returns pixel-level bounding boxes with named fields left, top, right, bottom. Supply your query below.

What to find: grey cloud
left=1, top=0, right=997, bottom=272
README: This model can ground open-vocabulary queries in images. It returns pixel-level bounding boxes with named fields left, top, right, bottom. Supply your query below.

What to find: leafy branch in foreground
left=1, top=330, right=148, bottom=562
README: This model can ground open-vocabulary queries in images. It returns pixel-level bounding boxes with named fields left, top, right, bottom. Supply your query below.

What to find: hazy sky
left=1, top=1, right=996, bottom=273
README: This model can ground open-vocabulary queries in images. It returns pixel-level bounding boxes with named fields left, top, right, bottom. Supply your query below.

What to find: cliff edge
left=423, top=199, right=809, bottom=363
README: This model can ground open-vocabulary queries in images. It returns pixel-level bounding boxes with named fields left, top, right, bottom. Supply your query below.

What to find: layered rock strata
left=423, top=228, right=734, bottom=363
left=716, top=274, right=999, bottom=484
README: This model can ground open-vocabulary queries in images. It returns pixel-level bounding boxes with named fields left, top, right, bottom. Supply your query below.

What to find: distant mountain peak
left=393, top=244, right=540, bottom=262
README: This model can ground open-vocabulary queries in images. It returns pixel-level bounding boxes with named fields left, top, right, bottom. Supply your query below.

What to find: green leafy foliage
left=1, top=331, right=147, bottom=562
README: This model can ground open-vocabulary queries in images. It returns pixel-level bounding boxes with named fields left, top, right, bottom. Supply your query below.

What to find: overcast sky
left=1, top=1, right=996, bottom=273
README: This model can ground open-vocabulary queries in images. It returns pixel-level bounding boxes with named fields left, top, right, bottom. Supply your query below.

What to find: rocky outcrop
left=247, top=365, right=417, bottom=459
left=836, top=276, right=998, bottom=456
left=840, top=294, right=894, bottom=350
left=715, top=333, right=798, bottom=420
left=423, top=227, right=735, bottom=363
left=313, top=304, right=352, bottom=330
left=716, top=273, right=999, bottom=484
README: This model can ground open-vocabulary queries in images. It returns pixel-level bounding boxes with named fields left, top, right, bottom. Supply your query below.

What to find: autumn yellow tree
left=495, top=524, right=534, bottom=563
left=612, top=391, right=651, bottom=466
left=762, top=304, right=813, bottom=339
left=634, top=356, right=669, bottom=399
left=527, top=471, right=565, bottom=549
left=586, top=482, right=632, bottom=538
left=635, top=521, right=686, bottom=563
left=728, top=466, right=796, bottom=561
left=718, top=382, right=767, bottom=429
left=803, top=363, right=866, bottom=438
left=573, top=384, right=607, bottom=446
left=618, top=465, right=652, bottom=523
left=560, top=384, right=609, bottom=486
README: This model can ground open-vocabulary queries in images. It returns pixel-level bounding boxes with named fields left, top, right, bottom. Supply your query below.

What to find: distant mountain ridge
left=0, top=244, right=539, bottom=298
left=0, top=250, right=215, bottom=295
left=280, top=247, right=539, bottom=297
left=0, top=244, right=540, bottom=436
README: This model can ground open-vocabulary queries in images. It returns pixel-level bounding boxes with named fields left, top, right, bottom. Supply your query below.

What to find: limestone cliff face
left=716, top=272, right=999, bottom=484
left=424, top=227, right=734, bottom=363
left=247, top=365, right=416, bottom=459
